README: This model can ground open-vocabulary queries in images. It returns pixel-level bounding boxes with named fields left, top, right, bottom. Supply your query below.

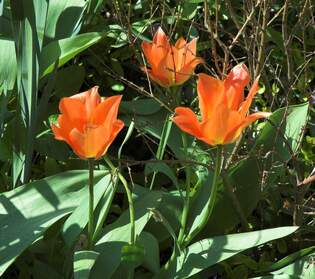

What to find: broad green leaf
left=90, top=191, right=162, bottom=279
left=145, top=162, right=179, bottom=189
left=170, top=227, right=298, bottom=278
left=252, top=275, right=301, bottom=279
left=252, top=252, right=315, bottom=278
left=120, top=99, right=161, bottom=116
left=92, top=178, right=118, bottom=243
left=10, top=0, right=48, bottom=185
left=256, top=246, right=315, bottom=274
left=53, top=65, right=86, bottom=98
left=187, top=157, right=261, bottom=238
left=145, top=190, right=182, bottom=243
left=0, top=39, right=16, bottom=89
left=44, top=0, right=86, bottom=41
left=74, top=250, right=99, bottom=279
left=261, top=253, right=315, bottom=279
left=0, top=170, right=105, bottom=276
left=62, top=172, right=112, bottom=247
left=254, top=103, right=309, bottom=162
left=40, top=32, right=104, bottom=77
left=138, top=232, right=160, bottom=274
left=121, top=242, right=145, bottom=268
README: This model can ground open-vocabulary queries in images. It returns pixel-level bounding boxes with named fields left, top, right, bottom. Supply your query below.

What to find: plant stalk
left=88, top=158, right=95, bottom=249
left=178, top=133, right=191, bottom=246
left=104, top=156, right=135, bottom=244
left=183, top=145, right=222, bottom=246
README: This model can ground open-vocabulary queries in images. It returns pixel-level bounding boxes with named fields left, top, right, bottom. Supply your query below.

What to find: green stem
left=177, top=133, right=191, bottom=246
left=104, top=156, right=135, bottom=244
left=162, top=248, right=176, bottom=275
left=149, top=114, right=172, bottom=190
left=88, top=158, right=94, bottom=249
left=183, top=145, right=222, bottom=246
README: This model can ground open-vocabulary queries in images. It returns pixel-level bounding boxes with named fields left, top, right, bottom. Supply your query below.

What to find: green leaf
left=0, top=170, right=105, bottom=276
left=138, top=232, right=160, bottom=274
left=256, top=246, right=315, bottom=274
left=120, top=99, right=161, bottom=116
left=145, top=190, right=182, bottom=243
left=90, top=191, right=162, bottom=279
left=0, top=39, right=16, bottom=89
left=252, top=250, right=315, bottom=278
left=62, top=172, right=113, bottom=247
left=74, top=250, right=99, bottom=279
left=252, top=275, right=302, bottom=279
left=188, top=157, right=261, bottom=237
left=121, top=242, right=145, bottom=269
left=10, top=0, right=49, bottom=185
left=92, top=178, right=118, bottom=243
left=254, top=103, right=309, bottom=162
left=53, top=65, right=86, bottom=98
left=44, top=0, right=86, bottom=41
left=40, top=32, right=104, bottom=77
left=173, top=227, right=298, bottom=278
left=145, top=162, right=179, bottom=189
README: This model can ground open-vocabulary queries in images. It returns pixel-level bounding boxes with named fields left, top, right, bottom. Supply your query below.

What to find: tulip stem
left=88, top=158, right=94, bottom=249
left=149, top=114, right=172, bottom=190
left=183, top=145, right=223, bottom=246
left=104, top=156, right=135, bottom=245
left=178, top=133, right=191, bottom=247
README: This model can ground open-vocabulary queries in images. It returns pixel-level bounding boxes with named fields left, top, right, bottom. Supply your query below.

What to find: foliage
left=0, top=0, right=314, bottom=278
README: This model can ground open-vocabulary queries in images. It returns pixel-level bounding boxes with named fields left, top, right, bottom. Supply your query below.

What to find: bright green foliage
left=0, top=1, right=314, bottom=279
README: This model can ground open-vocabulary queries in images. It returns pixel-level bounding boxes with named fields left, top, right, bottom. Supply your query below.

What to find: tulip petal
left=141, top=41, right=155, bottom=68
left=181, top=38, right=198, bottom=66
left=51, top=123, right=66, bottom=141
left=150, top=27, right=170, bottom=68
left=142, top=67, right=171, bottom=87
left=92, top=95, right=122, bottom=125
left=224, top=111, right=270, bottom=144
left=176, top=57, right=204, bottom=83
left=142, top=28, right=170, bottom=70
left=174, top=38, right=187, bottom=71
left=59, top=98, right=86, bottom=132
left=201, top=103, right=243, bottom=145
left=242, top=111, right=271, bottom=128
left=173, top=107, right=202, bottom=138
left=224, top=64, right=250, bottom=110
left=197, top=73, right=224, bottom=121
left=69, top=118, right=124, bottom=159
left=95, top=119, right=124, bottom=158
left=68, top=126, right=105, bottom=159
left=239, top=77, right=260, bottom=117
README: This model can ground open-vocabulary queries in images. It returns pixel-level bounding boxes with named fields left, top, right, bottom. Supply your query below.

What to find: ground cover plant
left=0, top=0, right=314, bottom=278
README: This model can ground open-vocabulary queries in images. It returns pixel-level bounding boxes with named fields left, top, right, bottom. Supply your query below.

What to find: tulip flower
left=173, top=64, right=271, bottom=145
left=51, top=86, right=124, bottom=159
left=141, top=27, right=203, bottom=87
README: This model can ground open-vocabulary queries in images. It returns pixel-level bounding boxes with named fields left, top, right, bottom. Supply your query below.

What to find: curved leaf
left=162, top=227, right=298, bottom=278
left=0, top=170, right=105, bottom=276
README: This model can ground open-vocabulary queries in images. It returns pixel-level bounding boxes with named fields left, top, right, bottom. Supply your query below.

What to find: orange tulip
left=51, top=86, right=124, bottom=159
left=173, top=64, right=271, bottom=145
left=141, top=27, right=203, bottom=87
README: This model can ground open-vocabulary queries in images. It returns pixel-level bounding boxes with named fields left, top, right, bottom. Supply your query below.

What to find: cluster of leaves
left=0, top=0, right=314, bottom=278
